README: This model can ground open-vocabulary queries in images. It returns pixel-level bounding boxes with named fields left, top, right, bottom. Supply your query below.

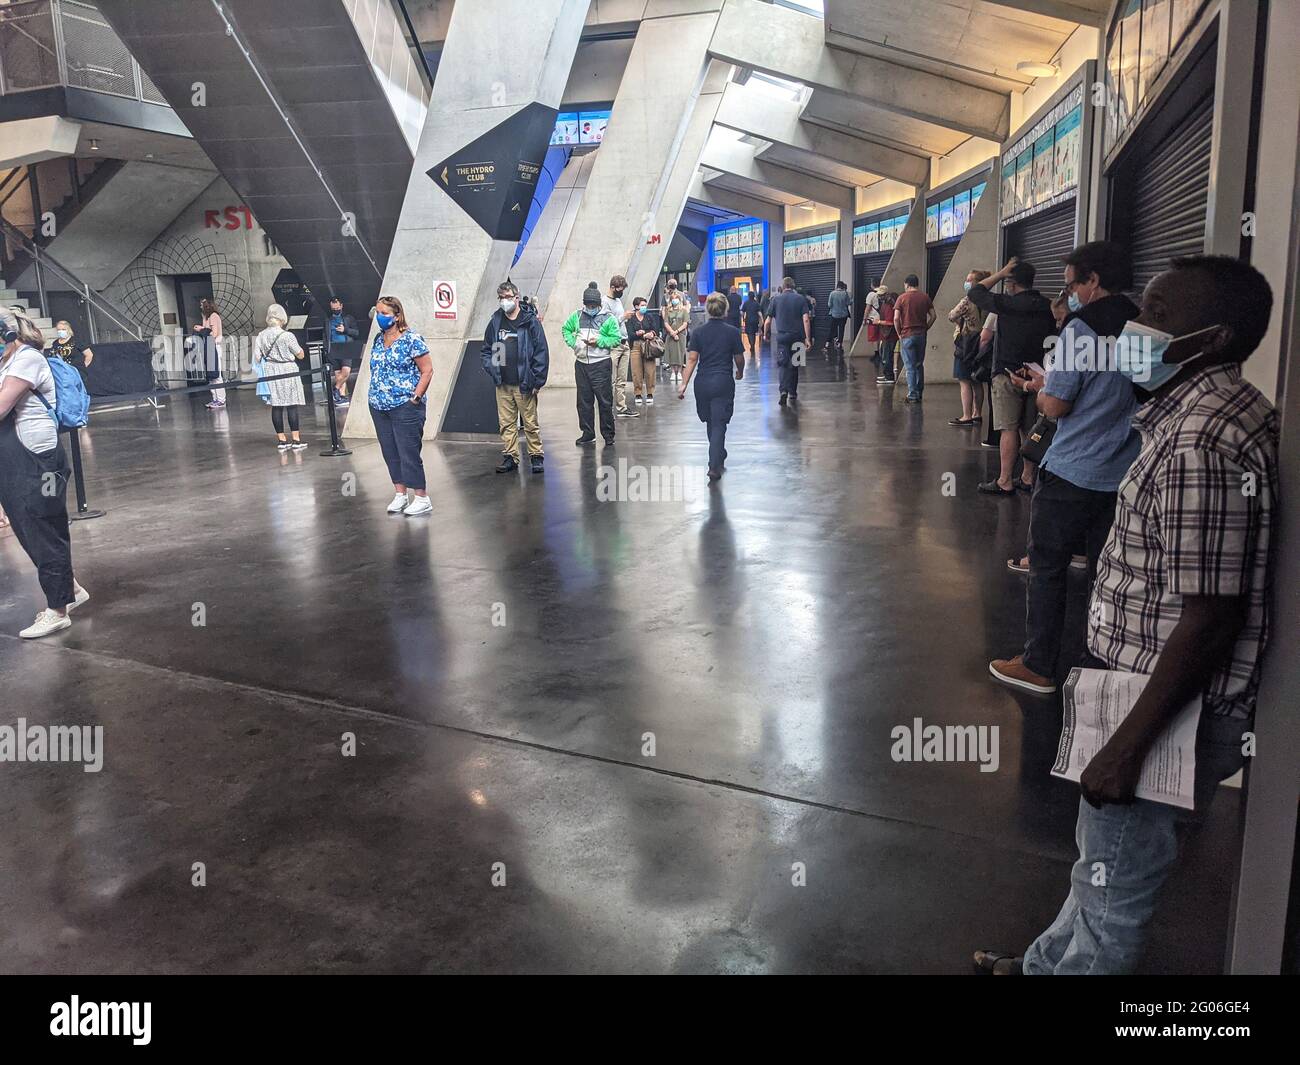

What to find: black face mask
left=612, top=289, right=625, bottom=298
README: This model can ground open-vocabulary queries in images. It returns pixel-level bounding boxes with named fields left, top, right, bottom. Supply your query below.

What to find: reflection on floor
left=0, top=344, right=1238, bottom=973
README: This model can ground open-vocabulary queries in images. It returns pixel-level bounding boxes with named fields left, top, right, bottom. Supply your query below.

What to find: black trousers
left=694, top=372, right=735, bottom=473
left=776, top=332, right=802, bottom=396
left=1023, top=469, right=1119, bottom=679
left=831, top=316, right=848, bottom=347
left=0, top=418, right=74, bottom=610
left=575, top=359, right=615, bottom=442
left=271, top=405, right=300, bottom=434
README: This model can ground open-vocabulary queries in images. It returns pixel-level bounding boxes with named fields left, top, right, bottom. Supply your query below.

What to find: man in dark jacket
left=326, top=296, right=361, bottom=405
left=481, top=281, right=549, bottom=474
left=968, top=258, right=1057, bottom=494
left=726, top=285, right=742, bottom=329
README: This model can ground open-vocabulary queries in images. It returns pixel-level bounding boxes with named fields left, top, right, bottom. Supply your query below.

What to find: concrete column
left=923, top=180, right=1000, bottom=364
left=510, top=152, right=598, bottom=312
left=837, top=206, right=854, bottom=349
left=541, top=2, right=722, bottom=386
left=345, top=0, right=589, bottom=440
left=1204, top=0, right=1259, bottom=260
left=846, top=187, right=927, bottom=358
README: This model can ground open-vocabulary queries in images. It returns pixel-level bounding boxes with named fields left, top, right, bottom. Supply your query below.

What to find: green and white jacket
left=562, top=308, right=623, bottom=364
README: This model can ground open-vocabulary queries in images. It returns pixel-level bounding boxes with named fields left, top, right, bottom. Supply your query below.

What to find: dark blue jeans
left=694, top=372, right=735, bottom=473
left=371, top=400, right=427, bottom=490
left=1023, top=469, right=1119, bottom=678
left=900, top=334, right=926, bottom=399
left=776, top=332, right=801, bottom=396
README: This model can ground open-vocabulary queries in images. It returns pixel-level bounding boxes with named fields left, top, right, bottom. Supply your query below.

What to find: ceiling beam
left=981, top=0, right=1109, bottom=28
left=687, top=175, right=784, bottom=224
left=701, top=134, right=854, bottom=211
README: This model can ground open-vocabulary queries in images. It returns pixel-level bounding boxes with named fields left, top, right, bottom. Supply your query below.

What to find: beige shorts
left=991, top=372, right=1038, bottom=433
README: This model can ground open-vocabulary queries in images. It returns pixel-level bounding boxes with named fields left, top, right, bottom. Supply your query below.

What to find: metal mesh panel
left=60, top=0, right=136, bottom=97
left=0, top=1, right=61, bottom=93
left=139, top=66, right=167, bottom=104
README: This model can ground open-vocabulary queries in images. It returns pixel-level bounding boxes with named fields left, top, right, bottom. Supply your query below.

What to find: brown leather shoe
left=988, top=655, right=1056, bottom=694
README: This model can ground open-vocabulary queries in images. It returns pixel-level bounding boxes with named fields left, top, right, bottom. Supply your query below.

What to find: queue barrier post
left=66, top=425, right=105, bottom=522
left=318, top=358, right=352, bottom=458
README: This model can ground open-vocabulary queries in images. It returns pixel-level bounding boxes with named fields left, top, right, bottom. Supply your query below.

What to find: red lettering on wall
left=204, top=206, right=256, bottom=229
left=204, top=209, right=220, bottom=228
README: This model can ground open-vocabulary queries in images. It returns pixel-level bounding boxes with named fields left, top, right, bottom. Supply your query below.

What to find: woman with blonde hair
left=367, top=295, right=434, bottom=516
left=254, top=303, right=308, bottom=451
left=948, top=268, right=990, bottom=425
left=50, top=319, right=94, bottom=378
left=0, top=310, right=89, bottom=638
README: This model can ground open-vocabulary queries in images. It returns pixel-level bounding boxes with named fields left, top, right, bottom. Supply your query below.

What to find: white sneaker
left=20, top=609, right=70, bottom=639
left=277, top=442, right=291, bottom=452
left=645, top=396, right=654, bottom=405
left=291, top=441, right=307, bottom=451
left=404, top=495, right=432, bottom=517
left=67, top=582, right=89, bottom=613
left=386, top=492, right=410, bottom=513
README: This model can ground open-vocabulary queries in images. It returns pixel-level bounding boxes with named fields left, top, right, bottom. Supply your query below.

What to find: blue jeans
left=371, top=400, right=427, bottom=490
left=900, top=334, right=926, bottom=399
left=1023, top=711, right=1247, bottom=974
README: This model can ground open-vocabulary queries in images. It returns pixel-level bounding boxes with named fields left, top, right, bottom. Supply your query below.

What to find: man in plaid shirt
left=976, top=256, right=1279, bottom=975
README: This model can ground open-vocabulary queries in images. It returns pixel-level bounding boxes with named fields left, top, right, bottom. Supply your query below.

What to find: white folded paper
left=1052, top=668, right=1200, bottom=809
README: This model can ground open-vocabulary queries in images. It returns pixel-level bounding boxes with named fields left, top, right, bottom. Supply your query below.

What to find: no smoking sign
left=433, top=279, right=458, bottom=321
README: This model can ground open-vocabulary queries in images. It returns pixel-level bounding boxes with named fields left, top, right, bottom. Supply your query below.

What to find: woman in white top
left=253, top=303, right=307, bottom=451
left=0, top=311, right=89, bottom=638
left=194, top=297, right=225, bottom=408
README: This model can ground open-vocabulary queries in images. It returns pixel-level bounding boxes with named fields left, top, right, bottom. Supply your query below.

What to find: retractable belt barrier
left=68, top=361, right=353, bottom=522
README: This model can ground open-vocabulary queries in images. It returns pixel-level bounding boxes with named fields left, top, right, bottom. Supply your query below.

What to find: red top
left=892, top=290, right=933, bottom=338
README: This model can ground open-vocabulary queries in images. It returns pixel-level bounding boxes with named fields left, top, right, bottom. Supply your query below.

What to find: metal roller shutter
left=853, top=250, right=892, bottom=331
left=1125, top=94, right=1214, bottom=293
left=785, top=260, right=837, bottom=344
left=1004, top=199, right=1076, bottom=299
left=926, top=241, right=959, bottom=298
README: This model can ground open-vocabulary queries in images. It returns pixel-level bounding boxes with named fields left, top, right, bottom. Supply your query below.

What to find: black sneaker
left=495, top=455, right=519, bottom=473
left=603, top=437, right=616, bottom=447
left=530, top=455, right=544, bottom=474
left=575, top=435, right=596, bottom=446
left=779, top=392, right=788, bottom=407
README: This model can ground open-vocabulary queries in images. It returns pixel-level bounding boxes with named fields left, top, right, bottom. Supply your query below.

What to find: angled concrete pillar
left=687, top=175, right=782, bottom=225
left=510, top=152, right=599, bottom=312
left=542, top=2, right=723, bottom=386
left=345, top=0, right=589, bottom=440
left=848, top=187, right=928, bottom=358
left=923, top=178, right=1000, bottom=364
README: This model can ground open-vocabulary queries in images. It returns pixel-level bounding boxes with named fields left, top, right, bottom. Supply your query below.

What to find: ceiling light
left=1016, top=61, right=1059, bottom=78
left=796, top=201, right=815, bottom=210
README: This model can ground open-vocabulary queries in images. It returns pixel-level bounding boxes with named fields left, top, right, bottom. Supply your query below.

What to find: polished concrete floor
left=0, top=343, right=1239, bottom=973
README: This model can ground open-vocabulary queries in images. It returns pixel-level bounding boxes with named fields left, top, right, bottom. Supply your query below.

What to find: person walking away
left=768, top=277, right=811, bottom=407
left=741, top=289, right=762, bottom=358
left=0, top=311, right=88, bottom=638
left=254, top=303, right=309, bottom=452
left=968, top=258, right=1057, bottom=495
left=326, top=296, right=360, bottom=406
left=975, top=255, right=1279, bottom=975
left=661, top=279, right=689, bottom=384
left=367, top=295, right=434, bottom=516
left=629, top=297, right=661, bottom=407
left=893, top=275, right=935, bottom=404
left=679, top=292, right=744, bottom=481
left=828, top=280, right=851, bottom=351
left=725, top=285, right=742, bottom=330
left=988, top=242, right=1141, bottom=694
left=50, top=321, right=94, bottom=382
left=947, top=271, right=990, bottom=424
left=602, top=275, right=637, bottom=419
left=481, top=281, right=548, bottom=474
left=195, top=297, right=225, bottom=409
left=564, top=283, right=622, bottom=447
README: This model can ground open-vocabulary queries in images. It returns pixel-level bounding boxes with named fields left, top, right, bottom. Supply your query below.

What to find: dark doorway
left=173, top=273, right=213, bottom=385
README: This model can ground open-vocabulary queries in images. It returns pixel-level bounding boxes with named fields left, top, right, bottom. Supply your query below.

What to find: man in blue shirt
left=989, top=242, right=1141, bottom=695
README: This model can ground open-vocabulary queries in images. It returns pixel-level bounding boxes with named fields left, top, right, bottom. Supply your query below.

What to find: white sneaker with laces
left=277, top=442, right=291, bottom=452
left=386, top=492, right=410, bottom=513
left=291, top=441, right=307, bottom=451
left=404, top=496, right=433, bottom=517
left=20, top=609, right=70, bottom=639
left=67, top=582, right=89, bottom=613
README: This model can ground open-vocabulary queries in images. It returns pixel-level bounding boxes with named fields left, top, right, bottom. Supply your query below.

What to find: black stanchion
left=318, top=359, right=352, bottom=457
left=66, top=426, right=105, bottom=522
left=981, top=379, right=998, bottom=448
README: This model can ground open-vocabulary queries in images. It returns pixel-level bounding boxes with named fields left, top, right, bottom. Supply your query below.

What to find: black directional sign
left=429, top=101, right=559, bottom=243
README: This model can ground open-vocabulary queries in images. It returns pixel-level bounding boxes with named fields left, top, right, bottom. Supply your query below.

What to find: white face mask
left=500, top=298, right=517, bottom=314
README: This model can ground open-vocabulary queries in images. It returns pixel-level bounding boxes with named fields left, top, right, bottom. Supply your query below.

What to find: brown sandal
left=972, top=949, right=1023, bottom=975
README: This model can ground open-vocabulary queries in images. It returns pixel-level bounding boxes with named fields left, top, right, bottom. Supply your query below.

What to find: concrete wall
left=784, top=202, right=838, bottom=228
left=1010, top=25, right=1101, bottom=132
left=930, top=137, right=998, bottom=189
left=923, top=174, right=1000, bottom=364
left=510, top=152, right=598, bottom=310
left=855, top=179, right=915, bottom=214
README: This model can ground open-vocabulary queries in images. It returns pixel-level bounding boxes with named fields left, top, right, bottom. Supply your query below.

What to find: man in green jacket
left=562, top=282, right=623, bottom=445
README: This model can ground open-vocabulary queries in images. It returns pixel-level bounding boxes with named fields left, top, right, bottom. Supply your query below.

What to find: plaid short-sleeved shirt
left=1086, top=363, right=1279, bottom=720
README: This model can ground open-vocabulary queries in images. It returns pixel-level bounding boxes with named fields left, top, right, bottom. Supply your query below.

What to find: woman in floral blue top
left=367, top=295, right=434, bottom=516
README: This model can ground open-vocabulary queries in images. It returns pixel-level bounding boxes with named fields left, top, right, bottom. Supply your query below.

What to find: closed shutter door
left=854, top=250, right=892, bottom=331
left=1004, top=199, right=1076, bottom=299
left=1125, top=94, right=1213, bottom=293
left=926, top=241, right=959, bottom=298
left=785, top=260, right=837, bottom=344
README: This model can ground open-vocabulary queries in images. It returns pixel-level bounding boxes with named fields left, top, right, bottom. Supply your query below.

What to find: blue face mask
left=963, top=282, right=972, bottom=292
left=1115, top=321, right=1221, bottom=390
left=375, top=312, right=395, bottom=329
left=1067, top=292, right=1084, bottom=313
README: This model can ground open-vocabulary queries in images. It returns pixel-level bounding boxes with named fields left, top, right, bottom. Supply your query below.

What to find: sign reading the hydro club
left=429, top=101, right=558, bottom=243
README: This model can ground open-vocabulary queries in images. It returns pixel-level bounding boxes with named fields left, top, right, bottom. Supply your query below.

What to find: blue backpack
left=35, top=352, right=91, bottom=430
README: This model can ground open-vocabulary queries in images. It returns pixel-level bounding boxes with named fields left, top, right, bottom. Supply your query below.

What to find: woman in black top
left=741, top=291, right=762, bottom=357
left=628, top=296, right=661, bottom=406
left=679, top=292, right=744, bottom=481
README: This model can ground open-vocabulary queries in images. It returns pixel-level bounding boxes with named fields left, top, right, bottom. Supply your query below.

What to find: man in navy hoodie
left=481, top=281, right=549, bottom=474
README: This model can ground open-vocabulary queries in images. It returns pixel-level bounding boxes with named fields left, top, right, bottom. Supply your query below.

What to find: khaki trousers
left=631, top=342, right=657, bottom=397
left=495, top=385, right=543, bottom=456
left=611, top=342, right=631, bottom=412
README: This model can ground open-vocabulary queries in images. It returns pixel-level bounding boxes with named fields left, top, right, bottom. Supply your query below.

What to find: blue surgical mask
left=1115, top=321, right=1221, bottom=390
left=1067, top=292, right=1083, bottom=313
left=375, top=312, right=395, bottom=329
left=963, top=282, right=972, bottom=292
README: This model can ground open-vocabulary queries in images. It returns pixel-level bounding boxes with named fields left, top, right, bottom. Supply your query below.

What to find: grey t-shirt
left=771, top=290, right=810, bottom=336
left=601, top=293, right=627, bottom=340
